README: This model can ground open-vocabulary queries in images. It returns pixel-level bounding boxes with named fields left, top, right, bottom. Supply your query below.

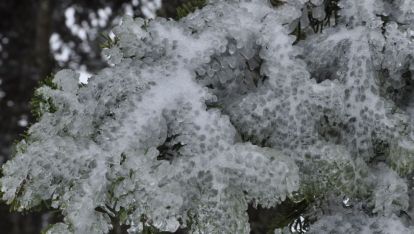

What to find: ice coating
left=2, top=0, right=414, bottom=233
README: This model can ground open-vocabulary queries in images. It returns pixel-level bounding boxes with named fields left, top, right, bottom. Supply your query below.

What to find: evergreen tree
left=3, top=0, right=414, bottom=233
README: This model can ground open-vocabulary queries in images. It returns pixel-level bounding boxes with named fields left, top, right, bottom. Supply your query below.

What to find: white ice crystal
left=2, top=0, right=414, bottom=233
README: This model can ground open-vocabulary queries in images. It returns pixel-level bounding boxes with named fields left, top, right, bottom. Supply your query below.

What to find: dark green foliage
left=157, top=134, right=185, bottom=162
left=291, top=0, right=340, bottom=44
left=95, top=205, right=131, bottom=234
left=100, top=33, right=120, bottom=49
left=291, top=22, right=306, bottom=45
left=30, top=96, right=57, bottom=121
left=205, top=101, right=224, bottom=110
left=248, top=198, right=311, bottom=234
left=270, top=0, right=285, bottom=7
left=140, top=214, right=170, bottom=234
left=36, top=74, right=58, bottom=90
left=30, top=74, right=58, bottom=121
left=176, top=0, right=206, bottom=19
left=308, top=0, right=340, bottom=33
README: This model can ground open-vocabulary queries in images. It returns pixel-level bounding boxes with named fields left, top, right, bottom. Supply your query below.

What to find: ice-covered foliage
left=309, top=210, right=411, bottom=233
left=2, top=0, right=414, bottom=233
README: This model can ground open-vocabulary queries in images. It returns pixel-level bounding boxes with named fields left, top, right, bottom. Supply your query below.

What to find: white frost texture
left=3, top=0, right=414, bottom=233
